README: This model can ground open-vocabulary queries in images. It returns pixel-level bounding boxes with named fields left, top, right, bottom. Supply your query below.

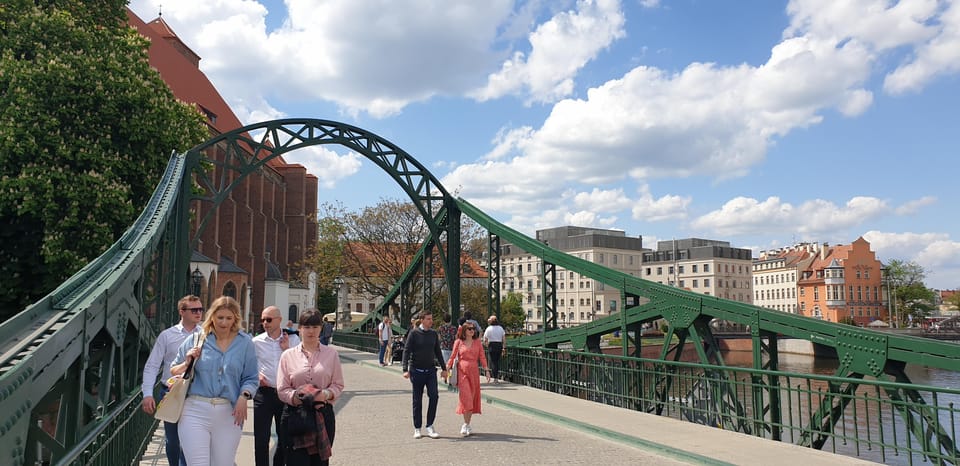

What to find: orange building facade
left=797, top=237, right=887, bottom=325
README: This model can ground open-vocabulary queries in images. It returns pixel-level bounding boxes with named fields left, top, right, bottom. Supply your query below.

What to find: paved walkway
left=140, top=345, right=877, bottom=466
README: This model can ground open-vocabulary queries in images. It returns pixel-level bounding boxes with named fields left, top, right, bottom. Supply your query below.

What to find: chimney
left=820, top=243, right=827, bottom=261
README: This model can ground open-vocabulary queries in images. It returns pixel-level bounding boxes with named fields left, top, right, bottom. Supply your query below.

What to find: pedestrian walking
left=277, top=309, right=344, bottom=466
left=377, top=316, right=393, bottom=366
left=447, top=322, right=490, bottom=436
left=252, top=305, right=300, bottom=466
left=402, top=312, right=448, bottom=439
left=483, top=315, right=506, bottom=383
left=140, top=295, right=203, bottom=466
left=171, top=296, right=259, bottom=466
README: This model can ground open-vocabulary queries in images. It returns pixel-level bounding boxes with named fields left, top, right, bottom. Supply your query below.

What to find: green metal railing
left=504, top=346, right=960, bottom=465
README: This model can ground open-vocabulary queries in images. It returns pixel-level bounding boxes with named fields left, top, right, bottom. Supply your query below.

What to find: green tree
left=0, top=0, right=208, bottom=321
left=500, top=292, right=525, bottom=333
left=883, top=259, right=936, bottom=326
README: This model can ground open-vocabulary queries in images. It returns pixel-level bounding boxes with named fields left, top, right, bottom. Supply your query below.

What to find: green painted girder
left=0, top=153, right=188, bottom=465
left=457, top=197, right=960, bottom=374
left=184, top=119, right=465, bottom=321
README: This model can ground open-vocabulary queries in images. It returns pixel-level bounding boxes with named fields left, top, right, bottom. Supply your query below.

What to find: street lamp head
left=191, top=267, right=203, bottom=296
left=333, top=277, right=344, bottom=292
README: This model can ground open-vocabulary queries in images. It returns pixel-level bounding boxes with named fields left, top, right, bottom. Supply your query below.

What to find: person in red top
left=446, top=322, right=490, bottom=436
left=277, top=309, right=345, bottom=466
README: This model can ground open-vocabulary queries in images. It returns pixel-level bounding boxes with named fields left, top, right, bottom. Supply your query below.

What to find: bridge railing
left=503, top=346, right=960, bottom=465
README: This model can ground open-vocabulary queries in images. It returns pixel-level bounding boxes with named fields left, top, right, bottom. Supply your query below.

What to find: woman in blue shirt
left=172, top=296, right=258, bottom=466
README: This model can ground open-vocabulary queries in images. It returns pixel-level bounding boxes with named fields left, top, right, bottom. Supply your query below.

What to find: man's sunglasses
left=182, top=307, right=204, bottom=313
left=261, top=317, right=275, bottom=323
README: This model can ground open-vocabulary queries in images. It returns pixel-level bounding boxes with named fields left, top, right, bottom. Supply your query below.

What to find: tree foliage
left=0, top=0, right=209, bottom=320
left=500, top=292, right=526, bottom=332
left=301, top=198, right=488, bottom=327
left=883, top=259, right=936, bottom=326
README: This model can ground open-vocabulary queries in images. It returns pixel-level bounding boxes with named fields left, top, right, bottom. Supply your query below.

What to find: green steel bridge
left=1, top=119, right=958, bottom=465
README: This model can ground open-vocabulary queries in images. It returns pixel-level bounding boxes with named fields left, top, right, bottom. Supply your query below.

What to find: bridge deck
left=139, top=346, right=876, bottom=466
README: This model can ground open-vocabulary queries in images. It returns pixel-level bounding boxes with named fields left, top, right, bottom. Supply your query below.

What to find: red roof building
left=127, top=10, right=318, bottom=328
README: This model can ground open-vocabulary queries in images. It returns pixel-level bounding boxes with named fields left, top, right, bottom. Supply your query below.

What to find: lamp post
left=191, top=267, right=203, bottom=298
left=332, top=277, right=344, bottom=329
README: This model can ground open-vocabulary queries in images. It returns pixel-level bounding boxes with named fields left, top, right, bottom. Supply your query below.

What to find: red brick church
left=127, top=10, right=319, bottom=329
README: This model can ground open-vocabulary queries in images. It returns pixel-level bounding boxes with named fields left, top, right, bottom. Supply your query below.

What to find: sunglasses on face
left=261, top=317, right=274, bottom=323
left=182, top=307, right=204, bottom=313
left=464, top=327, right=475, bottom=331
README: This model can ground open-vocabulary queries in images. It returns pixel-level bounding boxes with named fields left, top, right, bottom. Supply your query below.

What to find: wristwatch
left=242, top=391, right=253, bottom=400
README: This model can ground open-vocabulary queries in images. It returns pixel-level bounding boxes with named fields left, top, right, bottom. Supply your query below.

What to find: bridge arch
left=177, top=118, right=463, bottom=321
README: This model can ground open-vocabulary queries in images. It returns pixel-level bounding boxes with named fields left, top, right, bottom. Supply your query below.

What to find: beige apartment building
left=641, top=238, right=753, bottom=303
left=500, top=226, right=646, bottom=332
left=752, top=243, right=820, bottom=314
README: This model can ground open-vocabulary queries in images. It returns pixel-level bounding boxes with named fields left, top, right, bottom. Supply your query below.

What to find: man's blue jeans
left=156, top=385, right=187, bottom=466
left=378, top=339, right=389, bottom=364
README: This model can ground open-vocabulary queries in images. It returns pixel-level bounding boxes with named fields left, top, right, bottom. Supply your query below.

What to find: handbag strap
left=184, top=331, right=207, bottom=379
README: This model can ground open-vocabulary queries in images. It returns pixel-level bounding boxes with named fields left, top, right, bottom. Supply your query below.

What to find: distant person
left=377, top=316, right=393, bottom=366
left=140, top=295, right=203, bottom=466
left=437, top=313, right=457, bottom=370
left=447, top=322, right=490, bottom=436
left=172, top=296, right=258, bottom=466
left=252, top=305, right=299, bottom=466
left=483, top=315, right=506, bottom=384
left=320, top=317, right=333, bottom=346
left=277, top=309, right=344, bottom=466
left=458, top=310, right=482, bottom=335
left=402, top=312, right=448, bottom=439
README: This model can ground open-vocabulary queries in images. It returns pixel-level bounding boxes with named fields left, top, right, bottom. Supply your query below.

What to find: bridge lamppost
left=191, top=266, right=203, bottom=298
left=333, top=277, right=344, bottom=329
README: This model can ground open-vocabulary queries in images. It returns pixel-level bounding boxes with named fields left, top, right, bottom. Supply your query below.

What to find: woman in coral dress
left=447, top=322, right=490, bottom=436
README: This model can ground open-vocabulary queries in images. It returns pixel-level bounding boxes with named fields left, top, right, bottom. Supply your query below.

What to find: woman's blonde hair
left=201, top=296, right=242, bottom=335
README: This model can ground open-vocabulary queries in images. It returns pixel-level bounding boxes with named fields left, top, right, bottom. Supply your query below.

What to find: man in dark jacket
left=402, top=312, right=448, bottom=439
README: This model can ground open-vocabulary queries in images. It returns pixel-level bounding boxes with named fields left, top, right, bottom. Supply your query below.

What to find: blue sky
left=128, top=0, right=960, bottom=290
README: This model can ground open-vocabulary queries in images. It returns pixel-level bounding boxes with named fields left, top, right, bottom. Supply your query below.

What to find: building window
left=704, top=279, right=710, bottom=287
left=693, top=279, right=699, bottom=288
left=678, top=265, right=685, bottom=274
left=679, top=280, right=685, bottom=288
left=223, top=281, right=237, bottom=298
left=656, top=267, right=663, bottom=275
left=609, top=300, right=617, bottom=311
left=597, top=253, right=604, bottom=263
left=288, top=305, right=298, bottom=323
left=692, top=264, right=698, bottom=273
left=703, top=264, right=710, bottom=273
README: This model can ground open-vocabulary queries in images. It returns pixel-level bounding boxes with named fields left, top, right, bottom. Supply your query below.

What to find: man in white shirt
left=141, top=295, right=204, bottom=466
left=252, top=305, right=300, bottom=466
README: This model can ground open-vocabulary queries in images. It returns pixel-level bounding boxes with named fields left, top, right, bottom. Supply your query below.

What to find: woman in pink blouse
left=446, top=321, right=490, bottom=436
left=277, top=309, right=345, bottom=466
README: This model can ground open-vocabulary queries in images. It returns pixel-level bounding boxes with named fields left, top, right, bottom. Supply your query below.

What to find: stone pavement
left=140, top=345, right=878, bottom=465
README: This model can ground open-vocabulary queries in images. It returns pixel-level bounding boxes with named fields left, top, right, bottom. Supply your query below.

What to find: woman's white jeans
left=178, top=397, right=242, bottom=466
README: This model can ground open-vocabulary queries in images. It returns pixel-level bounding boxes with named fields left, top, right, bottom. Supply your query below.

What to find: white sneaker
left=465, top=424, right=473, bottom=436
left=425, top=425, right=439, bottom=438
left=460, top=423, right=468, bottom=436
left=413, top=428, right=422, bottom=439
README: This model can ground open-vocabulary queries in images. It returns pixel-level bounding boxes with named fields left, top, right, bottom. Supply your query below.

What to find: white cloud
left=691, top=196, right=888, bottom=237
left=131, top=0, right=517, bottom=118
left=895, top=196, right=937, bottom=215
left=885, top=0, right=960, bottom=94
left=863, top=231, right=960, bottom=289
left=470, top=0, right=626, bottom=103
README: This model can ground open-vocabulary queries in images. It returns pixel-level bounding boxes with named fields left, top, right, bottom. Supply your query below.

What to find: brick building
left=128, top=10, right=319, bottom=329
left=797, top=238, right=886, bottom=325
